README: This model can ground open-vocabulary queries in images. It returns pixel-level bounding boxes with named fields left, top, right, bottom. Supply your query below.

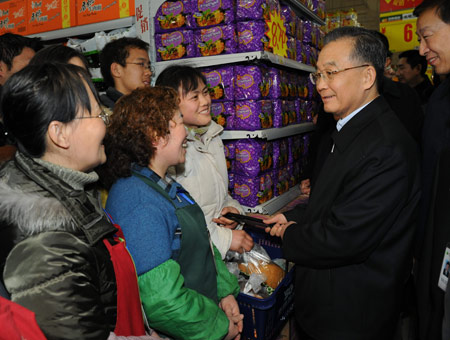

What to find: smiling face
left=416, top=7, right=450, bottom=75
left=178, top=79, right=211, bottom=128
left=315, top=38, right=375, bottom=120
left=114, top=47, right=152, bottom=95
left=67, top=84, right=107, bottom=172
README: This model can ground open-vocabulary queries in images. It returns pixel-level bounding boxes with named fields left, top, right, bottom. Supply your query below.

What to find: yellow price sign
left=380, top=9, right=419, bottom=52
left=266, top=10, right=288, bottom=58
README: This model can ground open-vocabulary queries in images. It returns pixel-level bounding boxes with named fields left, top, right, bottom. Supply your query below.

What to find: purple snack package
left=192, top=0, right=234, bottom=28
left=296, top=17, right=304, bottom=42
left=272, top=99, right=282, bottom=128
left=268, top=67, right=281, bottom=99
left=228, top=172, right=234, bottom=192
left=307, top=77, right=314, bottom=99
left=288, top=72, right=297, bottom=97
left=310, top=46, right=318, bottom=67
left=296, top=99, right=307, bottom=122
left=272, top=140, right=280, bottom=168
left=202, top=66, right=234, bottom=101
left=281, top=5, right=296, bottom=37
left=195, top=25, right=237, bottom=56
left=297, top=74, right=308, bottom=99
left=296, top=41, right=310, bottom=65
left=234, top=100, right=273, bottom=130
left=287, top=136, right=302, bottom=164
left=233, top=172, right=274, bottom=207
left=237, top=21, right=272, bottom=54
left=303, top=20, right=312, bottom=44
left=288, top=100, right=297, bottom=125
left=154, top=0, right=194, bottom=33
left=211, top=101, right=235, bottom=130
left=236, top=0, right=280, bottom=21
left=304, top=100, right=313, bottom=122
left=235, top=139, right=273, bottom=176
left=280, top=100, right=290, bottom=127
left=294, top=99, right=301, bottom=124
left=155, top=30, right=196, bottom=61
left=279, top=69, right=289, bottom=98
left=274, top=167, right=290, bottom=196
left=224, top=140, right=236, bottom=160
left=235, top=65, right=263, bottom=100
left=287, top=36, right=297, bottom=61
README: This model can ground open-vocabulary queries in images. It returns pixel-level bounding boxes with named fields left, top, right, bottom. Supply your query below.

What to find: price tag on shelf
left=380, top=9, right=419, bottom=52
left=266, top=10, right=288, bottom=58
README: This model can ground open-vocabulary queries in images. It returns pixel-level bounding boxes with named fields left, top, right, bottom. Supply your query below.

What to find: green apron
left=133, top=172, right=218, bottom=303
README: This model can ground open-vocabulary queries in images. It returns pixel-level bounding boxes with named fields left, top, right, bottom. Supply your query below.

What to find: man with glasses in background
left=264, top=26, right=420, bottom=340
left=99, top=37, right=153, bottom=109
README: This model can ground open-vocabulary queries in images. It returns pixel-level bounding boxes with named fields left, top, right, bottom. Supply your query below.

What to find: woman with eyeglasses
left=0, top=63, right=158, bottom=340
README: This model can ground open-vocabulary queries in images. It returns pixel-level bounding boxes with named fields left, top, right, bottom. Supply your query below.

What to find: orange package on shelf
left=27, top=0, right=77, bottom=34
left=0, top=0, right=28, bottom=35
left=76, top=0, right=134, bottom=26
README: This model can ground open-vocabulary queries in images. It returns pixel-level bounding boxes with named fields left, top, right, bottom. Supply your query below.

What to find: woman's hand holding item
left=213, top=206, right=241, bottom=229
left=230, top=230, right=254, bottom=253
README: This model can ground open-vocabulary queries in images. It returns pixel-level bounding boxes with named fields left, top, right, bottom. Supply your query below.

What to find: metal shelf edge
left=26, top=16, right=135, bottom=40
left=242, top=186, right=302, bottom=215
left=154, top=51, right=315, bottom=73
left=221, top=122, right=315, bottom=140
left=284, top=0, right=325, bottom=25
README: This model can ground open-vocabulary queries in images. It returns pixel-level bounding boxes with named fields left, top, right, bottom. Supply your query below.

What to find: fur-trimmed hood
left=0, top=174, right=76, bottom=237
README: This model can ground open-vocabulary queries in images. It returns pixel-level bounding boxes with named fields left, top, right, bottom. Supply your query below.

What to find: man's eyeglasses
left=309, top=64, right=370, bottom=85
left=126, top=62, right=155, bottom=74
left=74, top=111, right=110, bottom=125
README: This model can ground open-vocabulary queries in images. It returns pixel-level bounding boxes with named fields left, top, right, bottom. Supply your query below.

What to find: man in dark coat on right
left=265, top=26, right=420, bottom=340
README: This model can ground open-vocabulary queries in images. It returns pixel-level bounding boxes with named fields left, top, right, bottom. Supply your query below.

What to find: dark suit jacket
left=417, top=146, right=450, bottom=340
left=282, top=96, right=421, bottom=340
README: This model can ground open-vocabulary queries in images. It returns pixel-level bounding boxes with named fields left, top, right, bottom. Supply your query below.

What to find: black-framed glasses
left=125, top=62, right=155, bottom=74
left=74, top=111, right=110, bottom=125
left=309, top=64, right=370, bottom=85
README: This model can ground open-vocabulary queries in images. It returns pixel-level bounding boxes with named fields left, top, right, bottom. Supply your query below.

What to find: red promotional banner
left=380, top=0, right=423, bottom=13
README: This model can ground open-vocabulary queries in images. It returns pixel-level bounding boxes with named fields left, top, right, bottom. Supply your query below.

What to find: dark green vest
left=133, top=172, right=218, bottom=303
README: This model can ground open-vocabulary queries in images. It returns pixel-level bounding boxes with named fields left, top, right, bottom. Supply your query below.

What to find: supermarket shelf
left=221, top=122, right=315, bottom=141
left=26, top=16, right=135, bottom=40
left=242, top=185, right=301, bottom=215
left=154, top=51, right=316, bottom=75
left=285, top=0, right=325, bottom=25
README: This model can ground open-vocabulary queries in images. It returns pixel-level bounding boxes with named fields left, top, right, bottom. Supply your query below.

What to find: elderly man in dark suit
left=265, top=26, right=421, bottom=340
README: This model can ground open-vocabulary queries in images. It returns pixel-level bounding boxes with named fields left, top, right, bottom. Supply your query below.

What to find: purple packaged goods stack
left=192, top=0, right=234, bottom=28
left=294, top=99, right=302, bottom=124
left=297, top=74, right=308, bottom=99
left=154, top=0, right=194, bottom=32
left=233, top=172, right=274, bottom=207
left=288, top=73, right=297, bottom=97
left=202, top=66, right=235, bottom=101
left=155, top=30, right=196, bottom=61
left=237, top=21, right=271, bottom=54
left=287, top=37, right=297, bottom=61
left=235, top=65, right=264, bottom=100
left=211, top=101, right=235, bottom=129
left=274, top=167, right=290, bottom=196
left=195, top=25, right=237, bottom=56
left=281, top=5, right=296, bottom=37
left=235, top=139, right=273, bottom=177
left=236, top=0, right=280, bottom=21
left=267, top=67, right=281, bottom=99
left=279, top=70, right=289, bottom=98
left=272, top=99, right=283, bottom=128
left=297, top=42, right=311, bottom=65
left=224, top=140, right=236, bottom=172
left=235, top=100, right=273, bottom=130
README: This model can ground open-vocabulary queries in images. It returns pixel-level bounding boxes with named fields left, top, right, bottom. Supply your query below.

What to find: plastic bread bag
left=237, top=243, right=285, bottom=290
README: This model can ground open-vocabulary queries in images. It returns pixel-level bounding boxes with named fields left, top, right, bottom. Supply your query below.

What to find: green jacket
left=138, top=246, right=240, bottom=340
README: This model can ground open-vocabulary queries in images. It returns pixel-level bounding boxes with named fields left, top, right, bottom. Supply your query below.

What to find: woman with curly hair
left=101, top=86, right=243, bottom=340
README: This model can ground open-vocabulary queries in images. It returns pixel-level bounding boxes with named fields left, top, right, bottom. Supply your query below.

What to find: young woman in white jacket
left=156, top=65, right=253, bottom=258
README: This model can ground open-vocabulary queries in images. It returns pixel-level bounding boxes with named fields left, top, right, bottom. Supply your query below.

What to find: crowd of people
left=0, top=0, right=450, bottom=339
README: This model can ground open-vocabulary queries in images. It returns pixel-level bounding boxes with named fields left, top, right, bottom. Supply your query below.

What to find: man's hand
left=263, top=214, right=295, bottom=239
left=220, top=295, right=243, bottom=340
